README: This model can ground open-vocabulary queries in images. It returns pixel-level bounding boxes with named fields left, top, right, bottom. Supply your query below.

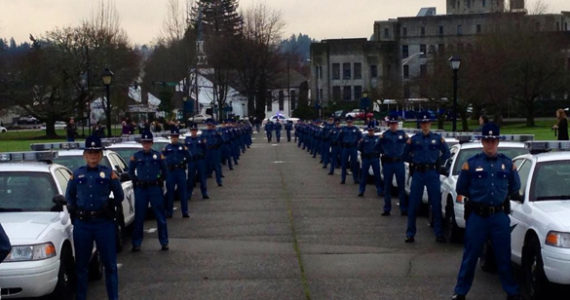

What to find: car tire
left=51, top=245, right=75, bottom=300
left=522, top=236, right=549, bottom=299
left=88, top=251, right=103, bottom=281
left=444, top=200, right=464, bottom=243
left=479, top=240, right=497, bottom=273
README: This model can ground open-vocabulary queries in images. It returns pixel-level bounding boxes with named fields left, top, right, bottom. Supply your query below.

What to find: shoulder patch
left=161, top=154, right=166, bottom=160
left=111, top=171, right=119, bottom=180
left=406, top=138, right=412, bottom=144
left=512, top=164, right=517, bottom=171
left=69, top=174, right=74, bottom=180
left=441, top=137, right=445, bottom=143
left=130, top=156, right=135, bottom=161
left=462, top=162, right=470, bottom=171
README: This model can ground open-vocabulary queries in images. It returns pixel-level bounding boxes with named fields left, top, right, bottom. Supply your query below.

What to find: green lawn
left=0, top=128, right=122, bottom=152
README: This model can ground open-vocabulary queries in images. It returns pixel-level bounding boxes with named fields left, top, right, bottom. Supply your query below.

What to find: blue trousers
left=166, top=168, right=188, bottom=216
left=359, top=158, right=383, bottom=195
left=382, top=161, right=406, bottom=213
left=341, top=147, right=359, bottom=183
left=266, top=131, right=272, bottom=142
left=74, top=219, right=117, bottom=300
left=133, top=186, right=168, bottom=247
left=286, top=130, right=292, bottom=141
left=231, top=142, right=240, bottom=164
left=321, top=141, right=331, bottom=167
left=329, top=146, right=340, bottom=173
left=188, top=159, right=208, bottom=197
left=275, top=131, right=281, bottom=142
left=406, top=170, right=443, bottom=238
left=222, top=144, right=233, bottom=169
left=206, top=149, right=222, bottom=185
left=454, top=212, right=519, bottom=296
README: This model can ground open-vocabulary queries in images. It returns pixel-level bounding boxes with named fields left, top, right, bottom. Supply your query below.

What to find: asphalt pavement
left=87, top=131, right=507, bottom=300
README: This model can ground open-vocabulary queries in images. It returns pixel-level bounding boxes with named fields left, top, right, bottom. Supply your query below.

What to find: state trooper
left=338, top=116, right=362, bottom=184
left=185, top=124, right=209, bottom=199
left=219, top=120, right=234, bottom=170
left=451, top=123, right=522, bottom=300
left=357, top=124, right=383, bottom=197
left=311, top=119, right=322, bottom=159
left=129, top=131, right=169, bottom=252
left=285, top=120, right=293, bottom=142
left=274, top=119, right=283, bottom=143
left=203, top=119, right=223, bottom=186
left=264, top=120, right=274, bottom=143
left=328, top=118, right=342, bottom=175
left=379, top=115, right=408, bottom=216
left=162, top=128, right=191, bottom=218
left=403, top=112, right=450, bottom=243
left=66, top=135, right=124, bottom=300
left=321, top=116, right=334, bottom=169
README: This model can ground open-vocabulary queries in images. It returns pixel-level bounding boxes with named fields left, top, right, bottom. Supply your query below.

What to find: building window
left=278, top=90, right=284, bottom=111
left=429, top=45, right=436, bottom=54
left=404, top=85, right=411, bottom=99
left=557, top=22, right=560, bottom=31
left=354, top=63, right=362, bottom=79
left=439, top=43, right=445, bottom=53
left=332, top=86, right=341, bottom=101
left=482, top=0, right=486, bottom=7
left=370, top=65, right=378, bottom=78
left=420, top=44, right=427, bottom=57
left=343, top=86, right=352, bottom=101
left=319, top=89, right=323, bottom=101
left=476, top=24, right=482, bottom=33
left=266, top=91, right=272, bottom=111
left=403, top=65, right=409, bottom=79
left=384, top=28, right=390, bottom=38
left=402, top=45, right=409, bottom=58
left=291, top=90, right=297, bottom=110
left=467, top=0, right=471, bottom=8
left=318, top=66, right=323, bottom=79
left=566, top=22, right=568, bottom=31
left=420, top=64, right=427, bottom=77
left=354, top=86, right=362, bottom=100
left=343, top=63, right=351, bottom=80
left=439, top=25, right=444, bottom=36
left=421, top=26, right=426, bottom=36
left=535, top=22, right=540, bottom=31
left=402, top=27, right=407, bottom=37
left=332, top=63, right=340, bottom=80
left=457, top=24, right=463, bottom=36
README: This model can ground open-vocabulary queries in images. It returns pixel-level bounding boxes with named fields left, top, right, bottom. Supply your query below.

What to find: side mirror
left=120, top=172, right=131, bottom=182
left=52, top=194, right=66, bottom=212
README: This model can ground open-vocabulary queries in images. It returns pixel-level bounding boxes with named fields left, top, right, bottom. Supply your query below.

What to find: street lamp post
left=449, top=56, right=461, bottom=132
left=102, top=68, right=114, bottom=137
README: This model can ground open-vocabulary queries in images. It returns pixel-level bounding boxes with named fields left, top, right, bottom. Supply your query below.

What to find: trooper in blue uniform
left=328, top=118, right=342, bottom=175
left=219, top=121, right=234, bottom=170
left=129, top=131, right=169, bottom=252
left=0, top=223, right=10, bottom=263
left=185, top=124, right=209, bottom=199
left=339, top=116, right=362, bottom=184
left=66, top=135, right=124, bottom=300
left=357, top=124, right=383, bottom=197
left=203, top=119, right=223, bottom=186
left=274, top=119, right=283, bottom=143
left=163, top=128, right=191, bottom=218
left=379, top=114, right=408, bottom=216
left=265, top=121, right=274, bottom=142
left=285, top=120, right=293, bottom=142
left=321, top=116, right=334, bottom=169
left=451, top=123, right=522, bottom=300
left=404, top=113, right=450, bottom=243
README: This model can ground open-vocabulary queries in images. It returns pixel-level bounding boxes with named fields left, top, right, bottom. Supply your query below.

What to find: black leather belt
left=412, top=163, right=437, bottom=172
left=191, top=155, right=204, bottom=161
left=468, top=201, right=506, bottom=217
left=135, top=180, right=161, bottom=188
left=381, top=156, right=403, bottom=163
left=77, top=210, right=106, bottom=221
left=362, top=153, right=380, bottom=159
left=169, top=163, right=186, bottom=170
left=342, top=143, right=356, bottom=148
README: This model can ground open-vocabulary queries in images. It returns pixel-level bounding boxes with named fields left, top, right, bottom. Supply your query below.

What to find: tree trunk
left=45, top=121, right=57, bottom=138
left=525, top=98, right=535, bottom=127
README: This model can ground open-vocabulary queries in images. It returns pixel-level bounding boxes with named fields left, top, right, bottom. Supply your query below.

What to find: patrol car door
left=509, top=157, right=532, bottom=264
left=108, top=153, right=135, bottom=226
left=440, top=145, right=460, bottom=214
left=54, top=168, right=73, bottom=236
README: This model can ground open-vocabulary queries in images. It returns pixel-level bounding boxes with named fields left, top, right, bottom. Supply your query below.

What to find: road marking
left=271, top=144, right=279, bottom=146
left=273, top=161, right=286, bottom=164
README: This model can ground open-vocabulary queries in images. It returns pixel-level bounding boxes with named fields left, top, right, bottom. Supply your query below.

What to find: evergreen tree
left=192, top=0, right=242, bottom=39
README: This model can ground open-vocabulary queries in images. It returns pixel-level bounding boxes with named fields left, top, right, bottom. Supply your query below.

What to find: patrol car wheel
left=522, top=237, right=548, bottom=299
left=444, top=200, right=463, bottom=243
left=51, top=246, right=75, bottom=300
left=88, top=251, right=103, bottom=281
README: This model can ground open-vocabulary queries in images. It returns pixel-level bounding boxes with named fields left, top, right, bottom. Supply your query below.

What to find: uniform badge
left=475, top=167, right=484, bottom=172
left=352, top=129, right=356, bottom=133
left=153, top=154, right=158, bottom=160
left=432, top=139, right=436, bottom=144
left=100, top=171, right=105, bottom=178
left=91, top=141, right=96, bottom=147
left=398, top=135, right=403, bottom=139
left=501, top=164, right=505, bottom=170
left=78, top=174, right=85, bottom=179
left=179, top=146, right=182, bottom=151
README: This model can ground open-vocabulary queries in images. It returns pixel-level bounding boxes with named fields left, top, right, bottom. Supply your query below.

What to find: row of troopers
left=64, top=119, right=252, bottom=299
left=264, top=119, right=294, bottom=143
left=296, top=113, right=523, bottom=300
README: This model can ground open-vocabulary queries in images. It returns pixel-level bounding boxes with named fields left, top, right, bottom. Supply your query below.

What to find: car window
left=452, top=147, right=529, bottom=176
left=53, top=155, right=111, bottom=171
left=0, top=172, right=58, bottom=212
left=516, top=159, right=531, bottom=198
left=530, top=160, right=570, bottom=201
left=54, top=168, right=70, bottom=194
left=107, top=148, right=139, bottom=162
left=111, top=153, right=128, bottom=172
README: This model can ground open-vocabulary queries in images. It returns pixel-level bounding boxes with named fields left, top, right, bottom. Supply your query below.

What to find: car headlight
left=546, top=231, right=570, bottom=248
left=4, top=242, right=57, bottom=262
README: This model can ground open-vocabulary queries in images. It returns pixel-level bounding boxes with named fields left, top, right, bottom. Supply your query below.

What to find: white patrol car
left=438, top=141, right=528, bottom=242
left=0, top=151, right=101, bottom=299
left=30, top=142, right=136, bottom=252
left=482, top=141, right=570, bottom=299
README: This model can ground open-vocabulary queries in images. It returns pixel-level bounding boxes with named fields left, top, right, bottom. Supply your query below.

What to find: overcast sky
left=0, top=0, right=567, bottom=45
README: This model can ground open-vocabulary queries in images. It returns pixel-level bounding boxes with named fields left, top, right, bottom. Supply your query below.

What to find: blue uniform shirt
left=274, top=122, right=282, bottom=131
left=66, top=165, right=124, bottom=211
left=185, top=136, right=206, bottom=158
left=265, top=122, right=274, bottom=132
left=380, top=130, right=407, bottom=158
left=162, top=143, right=191, bottom=166
left=285, top=123, right=293, bottom=131
left=404, top=131, right=450, bottom=164
left=339, top=126, right=362, bottom=147
left=330, top=126, right=341, bottom=144
left=456, top=152, right=521, bottom=206
left=358, top=134, right=381, bottom=155
left=202, top=129, right=222, bottom=149
left=128, top=150, right=168, bottom=182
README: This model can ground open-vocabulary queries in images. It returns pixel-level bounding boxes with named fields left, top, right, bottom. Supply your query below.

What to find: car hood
left=532, top=201, right=570, bottom=230
left=0, top=212, right=60, bottom=244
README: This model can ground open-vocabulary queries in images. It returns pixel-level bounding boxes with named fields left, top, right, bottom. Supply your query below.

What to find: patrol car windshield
left=53, top=156, right=111, bottom=171
left=452, top=147, right=529, bottom=176
left=107, top=148, right=139, bottom=162
left=152, top=142, right=170, bottom=151
left=531, top=161, right=570, bottom=201
left=0, top=172, right=58, bottom=212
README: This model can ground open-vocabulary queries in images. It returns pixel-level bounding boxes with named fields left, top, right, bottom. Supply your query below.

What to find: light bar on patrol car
left=0, top=151, right=58, bottom=162
left=525, top=141, right=570, bottom=154
left=30, top=142, right=82, bottom=151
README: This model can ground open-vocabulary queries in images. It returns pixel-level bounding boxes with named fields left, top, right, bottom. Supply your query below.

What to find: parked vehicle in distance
left=345, top=109, right=364, bottom=119
left=190, top=114, right=212, bottom=123
left=0, top=126, right=7, bottom=133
